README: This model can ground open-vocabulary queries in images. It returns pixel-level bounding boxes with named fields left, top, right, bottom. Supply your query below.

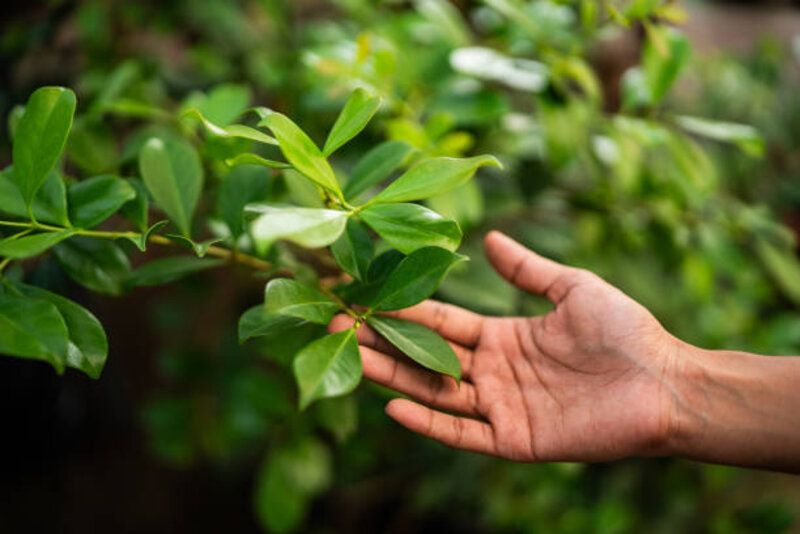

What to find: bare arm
left=330, top=231, right=800, bottom=472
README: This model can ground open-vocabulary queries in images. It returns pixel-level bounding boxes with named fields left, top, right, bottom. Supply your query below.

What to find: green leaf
left=0, top=231, right=74, bottom=259
left=7, top=105, right=24, bottom=142
left=248, top=205, right=348, bottom=250
left=368, top=315, right=461, bottom=380
left=0, top=167, right=70, bottom=226
left=361, top=203, right=462, bottom=254
left=373, top=246, right=467, bottom=311
left=127, top=257, right=225, bottom=287
left=337, top=249, right=405, bottom=307
left=165, top=234, right=224, bottom=258
left=426, top=179, right=484, bottom=228
left=218, top=165, right=271, bottom=238
left=343, top=141, right=414, bottom=199
left=11, top=87, right=76, bottom=206
left=68, top=175, right=137, bottom=229
left=14, top=283, right=108, bottom=379
left=120, top=178, right=149, bottom=232
left=264, top=278, right=340, bottom=325
left=124, top=220, right=168, bottom=252
left=139, top=135, right=204, bottom=237
left=53, top=238, right=131, bottom=296
left=323, top=88, right=381, bottom=156
left=314, top=396, right=358, bottom=444
left=642, top=26, right=690, bottom=104
left=183, top=108, right=278, bottom=146
left=67, top=120, right=118, bottom=175
left=239, top=306, right=305, bottom=343
left=258, top=110, right=342, bottom=196
left=674, top=115, right=764, bottom=157
left=330, top=218, right=373, bottom=280
left=254, top=439, right=331, bottom=534
left=225, top=153, right=291, bottom=169
left=238, top=307, right=326, bottom=365
left=755, top=239, right=800, bottom=307
left=368, top=155, right=501, bottom=205
left=293, top=329, right=362, bottom=409
left=186, top=83, right=251, bottom=126
left=0, top=293, right=68, bottom=374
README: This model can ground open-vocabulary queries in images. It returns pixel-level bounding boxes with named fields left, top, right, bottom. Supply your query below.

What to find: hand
left=331, top=231, right=685, bottom=462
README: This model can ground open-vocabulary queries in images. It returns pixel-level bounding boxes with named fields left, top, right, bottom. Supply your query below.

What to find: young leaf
left=293, top=329, right=362, bottom=409
left=186, top=83, right=252, bottom=126
left=11, top=87, right=76, bottom=206
left=53, top=238, right=131, bottom=296
left=0, top=293, right=68, bottom=374
left=360, top=203, right=462, bottom=254
left=248, top=205, right=348, bottom=250
left=127, top=257, right=225, bottom=287
left=15, top=283, right=108, bottom=379
left=165, top=234, right=224, bottom=258
left=68, top=175, right=137, bottom=229
left=373, top=246, right=467, bottom=311
left=0, top=231, right=74, bottom=259
left=368, top=155, right=501, bottom=205
left=0, top=168, right=70, bottom=226
left=643, top=26, right=690, bottom=104
left=343, top=141, right=414, bottom=199
left=225, top=153, right=291, bottom=169
left=218, top=165, right=271, bottom=239
left=368, top=315, right=461, bottom=380
left=264, top=278, right=340, bottom=325
left=124, top=220, right=168, bottom=252
left=323, top=88, right=381, bottom=156
left=183, top=108, right=278, bottom=146
left=330, top=218, right=373, bottom=281
left=139, top=136, right=204, bottom=237
left=258, top=110, right=342, bottom=196
left=674, top=115, right=764, bottom=157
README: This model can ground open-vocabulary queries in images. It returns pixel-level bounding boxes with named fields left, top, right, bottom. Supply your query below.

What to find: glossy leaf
left=343, top=141, right=414, bottom=199
left=293, top=329, right=362, bottom=409
left=183, top=108, right=278, bottom=145
left=368, top=155, right=501, bottom=204
left=0, top=231, right=74, bottom=259
left=127, top=257, right=225, bottom=287
left=368, top=315, right=461, bottom=380
left=330, top=218, right=373, bottom=281
left=11, top=87, right=76, bottom=205
left=239, top=306, right=307, bottom=343
left=248, top=205, right=348, bottom=250
left=0, top=293, right=68, bottom=374
left=53, top=238, right=131, bottom=296
left=264, top=278, right=339, bottom=325
left=218, top=165, right=271, bottom=238
left=373, top=246, right=467, bottom=311
left=361, top=203, right=462, bottom=254
left=225, top=153, right=291, bottom=169
left=258, top=110, right=342, bottom=195
left=323, top=88, right=381, bottom=156
left=15, top=283, right=108, bottom=379
left=68, top=175, right=137, bottom=229
left=0, top=168, right=70, bottom=226
left=139, top=136, right=204, bottom=237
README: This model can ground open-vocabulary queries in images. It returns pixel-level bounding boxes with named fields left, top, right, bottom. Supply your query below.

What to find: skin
left=331, top=231, right=800, bottom=472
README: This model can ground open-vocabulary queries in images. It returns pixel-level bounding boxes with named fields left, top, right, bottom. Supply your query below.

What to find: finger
left=361, top=346, right=479, bottom=416
left=385, top=300, right=484, bottom=347
left=385, top=398, right=496, bottom=456
left=484, top=231, right=575, bottom=303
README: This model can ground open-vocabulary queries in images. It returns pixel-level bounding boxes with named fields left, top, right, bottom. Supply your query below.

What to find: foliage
left=1, top=0, right=799, bottom=533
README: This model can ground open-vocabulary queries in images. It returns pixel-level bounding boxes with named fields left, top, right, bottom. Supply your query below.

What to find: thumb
left=484, top=231, right=574, bottom=302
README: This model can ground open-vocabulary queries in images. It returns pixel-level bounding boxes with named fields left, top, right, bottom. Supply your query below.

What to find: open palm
left=331, top=231, right=681, bottom=462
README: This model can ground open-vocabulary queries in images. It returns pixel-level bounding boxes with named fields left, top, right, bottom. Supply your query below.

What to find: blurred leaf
left=643, top=26, right=690, bottom=104
left=68, top=175, right=137, bottom=229
left=264, top=279, right=340, bottom=325
left=183, top=108, right=277, bottom=146
left=369, top=155, right=501, bottom=204
left=14, top=282, right=108, bottom=379
left=0, top=168, right=70, bottom=226
left=119, top=178, right=149, bottom=232
left=67, top=120, right=118, bottom=175
left=139, top=136, right=204, bottom=237
left=330, top=218, right=373, bottom=281
left=225, top=153, right=291, bottom=169
left=0, top=231, right=74, bottom=259
left=755, top=239, right=800, bottom=307
left=11, top=87, right=76, bottom=206
left=415, top=0, right=471, bottom=45
left=258, top=110, right=342, bottom=196
left=249, top=205, right=348, bottom=250
left=368, top=315, right=461, bottom=380
left=218, top=165, right=271, bottom=239
left=53, top=238, right=131, bottom=296
left=674, top=115, right=764, bottom=157
left=425, top=179, right=484, bottom=229
left=6, top=105, right=24, bottom=142
left=343, top=140, right=414, bottom=200
left=374, top=246, right=467, bottom=311
left=293, top=329, right=362, bottom=409
left=315, top=396, right=358, bottom=443
left=127, top=257, right=224, bottom=287
left=186, top=83, right=252, bottom=126
left=323, top=88, right=381, bottom=156
left=0, top=293, right=68, bottom=374
left=361, top=203, right=462, bottom=254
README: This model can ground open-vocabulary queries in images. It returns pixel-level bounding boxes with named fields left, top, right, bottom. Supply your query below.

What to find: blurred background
left=1, top=0, right=800, bottom=532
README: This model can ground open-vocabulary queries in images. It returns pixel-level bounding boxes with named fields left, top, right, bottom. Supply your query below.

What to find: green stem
left=0, top=258, right=11, bottom=274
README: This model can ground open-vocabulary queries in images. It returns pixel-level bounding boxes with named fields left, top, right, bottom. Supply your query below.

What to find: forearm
left=668, top=343, right=800, bottom=473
